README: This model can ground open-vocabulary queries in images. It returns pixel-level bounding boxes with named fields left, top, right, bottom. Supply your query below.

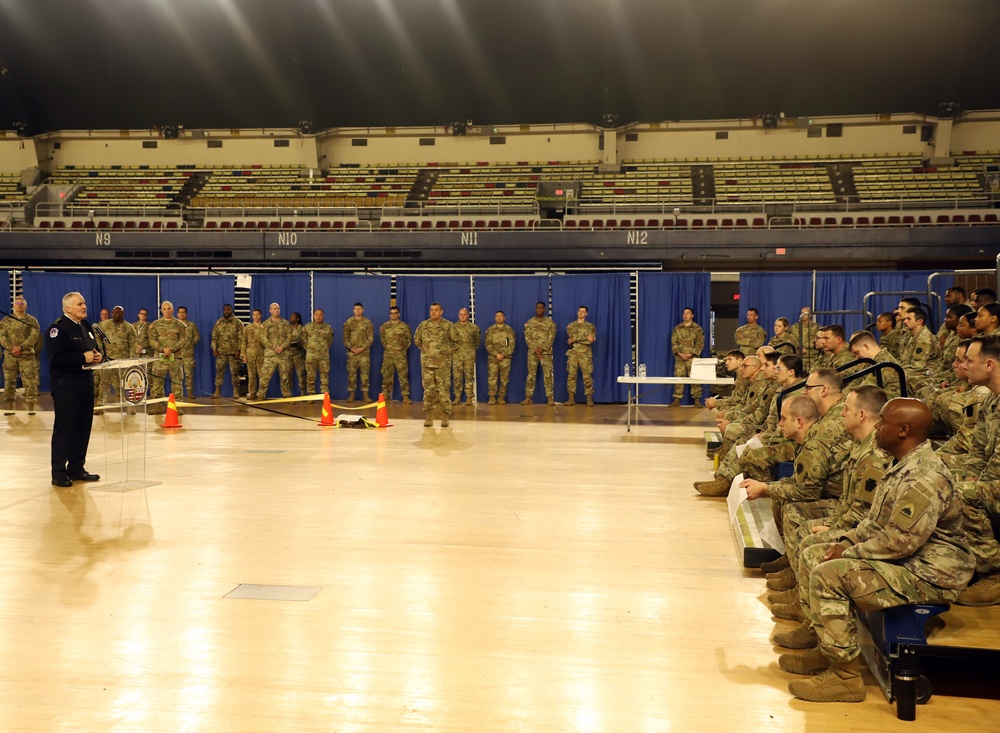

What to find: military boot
left=766, top=567, right=797, bottom=591
left=772, top=601, right=806, bottom=622
left=766, top=588, right=799, bottom=606
left=668, top=397, right=681, bottom=407
left=787, top=658, right=866, bottom=702
left=760, top=555, right=790, bottom=574
left=362, top=392, right=371, bottom=403
left=498, top=396, right=507, bottom=405
left=403, top=396, right=412, bottom=404
left=441, top=416, right=449, bottom=427
left=452, top=396, right=461, bottom=405
left=564, top=395, right=576, bottom=406
left=3, top=400, right=14, bottom=416
left=211, top=390, right=221, bottom=399
left=347, top=394, right=355, bottom=404
left=27, top=401, right=36, bottom=416
left=547, top=397, right=555, bottom=406
left=520, top=397, right=532, bottom=405
left=488, top=396, right=497, bottom=405
left=695, top=476, right=731, bottom=497
left=773, top=622, right=818, bottom=650
left=779, top=647, right=830, bottom=675
left=694, top=398, right=704, bottom=407
left=423, top=414, right=433, bottom=427
left=586, top=395, right=594, bottom=406
left=957, top=573, right=1000, bottom=606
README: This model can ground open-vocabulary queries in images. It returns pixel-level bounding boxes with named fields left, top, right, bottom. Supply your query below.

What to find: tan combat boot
left=547, top=397, right=555, bottom=406
left=766, top=588, right=800, bottom=606
left=452, top=396, right=461, bottom=405
left=760, top=555, right=791, bottom=574
left=520, top=397, right=532, bottom=405
left=441, top=416, right=449, bottom=427
left=488, top=396, right=497, bottom=405
left=423, top=414, right=433, bottom=427
left=211, top=390, right=221, bottom=399
left=957, top=573, right=1000, bottom=606
left=779, top=647, right=829, bottom=675
left=565, top=395, right=576, bottom=406
left=403, top=396, right=412, bottom=404
left=695, top=476, right=731, bottom=497
left=347, top=394, right=355, bottom=404
left=4, top=400, right=14, bottom=416
left=772, top=622, right=818, bottom=650
left=668, top=397, right=681, bottom=407
left=586, top=395, right=594, bottom=406
left=766, top=567, right=797, bottom=591
left=498, top=396, right=507, bottom=405
left=787, top=658, right=866, bottom=702
left=362, top=392, right=371, bottom=403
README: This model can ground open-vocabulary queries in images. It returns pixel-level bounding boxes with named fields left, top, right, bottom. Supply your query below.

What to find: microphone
left=93, top=324, right=111, bottom=343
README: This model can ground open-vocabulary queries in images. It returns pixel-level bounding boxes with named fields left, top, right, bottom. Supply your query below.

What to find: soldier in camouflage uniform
left=413, top=302, right=453, bottom=427
left=936, top=304, right=972, bottom=379
left=704, top=350, right=746, bottom=410
left=240, top=309, right=265, bottom=401
left=899, top=306, right=941, bottom=386
left=175, top=306, right=200, bottom=399
left=521, top=301, right=556, bottom=406
left=780, top=399, right=973, bottom=703
left=735, top=308, right=768, bottom=355
left=379, top=306, right=412, bottom=403
left=0, top=296, right=42, bottom=413
left=95, top=306, right=138, bottom=407
left=288, top=311, right=306, bottom=395
left=343, top=302, right=374, bottom=403
left=769, top=317, right=794, bottom=352
left=133, top=308, right=151, bottom=357
left=450, top=307, right=481, bottom=405
left=846, top=331, right=902, bottom=399
left=670, top=307, right=705, bottom=406
left=565, top=305, right=597, bottom=406
left=875, top=312, right=903, bottom=360
left=763, top=386, right=890, bottom=614
left=789, top=308, right=821, bottom=372
left=210, top=304, right=243, bottom=399
left=257, top=302, right=293, bottom=401
left=484, top=310, right=515, bottom=405
left=301, top=309, right=334, bottom=395
left=147, top=301, right=190, bottom=414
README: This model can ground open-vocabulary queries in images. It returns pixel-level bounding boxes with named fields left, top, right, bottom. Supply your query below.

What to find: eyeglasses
left=802, top=383, right=824, bottom=391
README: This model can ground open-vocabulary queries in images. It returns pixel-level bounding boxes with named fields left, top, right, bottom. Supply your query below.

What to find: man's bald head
left=876, top=398, right=933, bottom=458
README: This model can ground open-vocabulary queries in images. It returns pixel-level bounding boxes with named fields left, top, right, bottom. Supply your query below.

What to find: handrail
left=36, top=202, right=186, bottom=218
left=197, top=204, right=360, bottom=219
left=776, top=357, right=907, bottom=413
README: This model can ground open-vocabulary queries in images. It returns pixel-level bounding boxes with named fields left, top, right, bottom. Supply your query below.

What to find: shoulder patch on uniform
left=891, top=493, right=931, bottom=531
left=49, top=327, right=59, bottom=337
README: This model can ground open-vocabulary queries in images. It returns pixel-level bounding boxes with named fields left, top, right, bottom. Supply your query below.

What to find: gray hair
left=61, top=291, right=83, bottom=311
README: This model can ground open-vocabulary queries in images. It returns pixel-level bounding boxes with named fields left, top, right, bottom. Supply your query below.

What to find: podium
left=87, top=357, right=162, bottom=492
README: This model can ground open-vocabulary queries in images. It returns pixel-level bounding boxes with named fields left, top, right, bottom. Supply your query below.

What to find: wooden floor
left=1, top=397, right=997, bottom=732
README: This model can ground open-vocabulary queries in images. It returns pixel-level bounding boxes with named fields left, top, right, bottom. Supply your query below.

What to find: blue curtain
left=94, top=275, right=159, bottom=324
left=395, top=276, right=472, bottom=402
left=638, top=272, right=711, bottom=404
left=160, top=275, right=236, bottom=397
left=551, top=273, right=631, bottom=403
left=249, top=273, right=312, bottom=323
left=815, top=270, right=951, bottom=336
left=313, top=274, right=392, bottom=400
left=738, top=272, right=814, bottom=337
left=22, top=272, right=103, bottom=392
left=473, top=275, right=549, bottom=404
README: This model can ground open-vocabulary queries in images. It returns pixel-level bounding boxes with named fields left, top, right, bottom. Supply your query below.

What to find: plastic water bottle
left=639, top=363, right=647, bottom=378
left=624, top=363, right=630, bottom=377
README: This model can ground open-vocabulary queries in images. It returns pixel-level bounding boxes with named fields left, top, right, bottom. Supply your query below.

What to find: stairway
left=690, top=165, right=715, bottom=206
left=827, top=163, right=858, bottom=204
left=177, top=171, right=211, bottom=208
left=406, top=168, right=439, bottom=209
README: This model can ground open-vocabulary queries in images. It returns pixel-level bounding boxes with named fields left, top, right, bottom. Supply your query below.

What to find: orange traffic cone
left=161, top=392, right=183, bottom=428
left=375, top=392, right=391, bottom=428
left=318, top=393, right=334, bottom=426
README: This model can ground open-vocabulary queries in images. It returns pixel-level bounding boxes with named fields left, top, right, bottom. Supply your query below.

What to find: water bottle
left=624, top=363, right=630, bottom=377
left=639, top=363, right=647, bottom=378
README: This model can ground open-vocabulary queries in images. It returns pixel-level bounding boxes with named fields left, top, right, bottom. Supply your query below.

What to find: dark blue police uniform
left=46, top=315, right=100, bottom=484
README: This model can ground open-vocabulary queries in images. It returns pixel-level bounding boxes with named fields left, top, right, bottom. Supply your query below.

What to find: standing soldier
left=0, top=295, right=42, bottom=415
left=670, top=307, right=705, bottom=407
left=256, top=302, right=292, bottom=401
left=301, top=309, right=334, bottom=395
left=484, top=311, right=515, bottom=405
left=133, top=308, right=151, bottom=357
left=343, top=302, right=374, bottom=403
left=95, top=306, right=137, bottom=408
left=414, top=302, right=453, bottom=427
left=175, top=306, right=199, bottom=399
left=379, top=306, right=412, bottom=403
left=565, top=305, right=597, bottom=406
left=522, top=301, right=557, bottom=406
left=735, top=308, right=768, bottom=355
left=210, top=303, right=243, bottom=399
left=240, top=309, right=265, bottom=401
left=791, top=307, right=822, bottom=372
left=450, top=307, right=481, bottom=405
left=288, top=311, right=306, bottom=395
left=147, top=300, right=189, bottom=415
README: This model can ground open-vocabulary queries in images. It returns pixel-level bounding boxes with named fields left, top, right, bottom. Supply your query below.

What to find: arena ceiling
left=1, top=0, right=998, bottom=133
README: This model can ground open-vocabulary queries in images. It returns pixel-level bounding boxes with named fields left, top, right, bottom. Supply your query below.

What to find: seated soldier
left=925, top=340, right=990, bottom=435
left=846, top=330, right=901, bottom=399
left=975, top=302, right=1000, bottom=337
left=875, top=311, right=903, bottom=360
left=899, top=306, right=942, bottom=391
left=704, top=350, right=745, bottom=410
left=717, top=352, right=782, bottom=451
left=818, top=325, right=854, bottom=370
left=779, top=399, right=973, bottom=703
left=937, top=303, right=973, bottom=377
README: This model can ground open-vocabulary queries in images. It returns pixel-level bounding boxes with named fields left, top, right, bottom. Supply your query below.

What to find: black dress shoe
left=52, top=477, right=73, bottom=487
left=69, top=472, right=101, bottom=482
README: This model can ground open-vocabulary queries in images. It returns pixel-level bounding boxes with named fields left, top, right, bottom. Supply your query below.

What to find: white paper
left=726, top=473, right=747, bottom=522
left=758, top=513, right=787, bottom=554
left=236, top=274, right=253, bottom=290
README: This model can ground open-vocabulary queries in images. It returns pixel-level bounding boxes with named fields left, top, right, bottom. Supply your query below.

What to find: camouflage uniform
left=784, top=429, right=890, bottom=592
left=413, top=317, right=453, bottom=419
left=524, top=315, right=556, bottom=401
left=938, top=329, right=961, bottom=377
left=484, top=322, right=516, bottom=401
left=133, top=320, right=151, bottom=357
left=799, top=442, right=974, bottom=665
left=211, top=315, right=244, bottom=396
left=722, top=377, right=780, bottom=447
left=950, top=394, right=1000, bottom=575
left=671, top=321, right=704, bottom=400
left=769, top=334, right=796, bottom=353
left=343, top=316, right=374, bottom=398
left=735, top=322, right=767, bottom=355
left=715, top=376, right=794, bottom=482
left=900, top=326, right=941, bottom=389
left=148, top=317, right=189, bottom=410
left=95, top=319, right=138, bottom=404
left=300, top=321, right=334, bottom=395
left=257, top=317, right=293, bottom=399
left=178, top=319, right=200, bottom=398
left=565, top=320, right=597, bottom=400
left=789, top=321, right=820, bottom=371
left=0, top=310, right=41, bottom=407
left=715, top=374, right=751, bottom=412
left=379, top=319, right=412, bottom=401
left=450, top=320, right=482, bottom=402
left=288, top=322, right=306, bottom=394
left=240, top=322, right=265, bottom=399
